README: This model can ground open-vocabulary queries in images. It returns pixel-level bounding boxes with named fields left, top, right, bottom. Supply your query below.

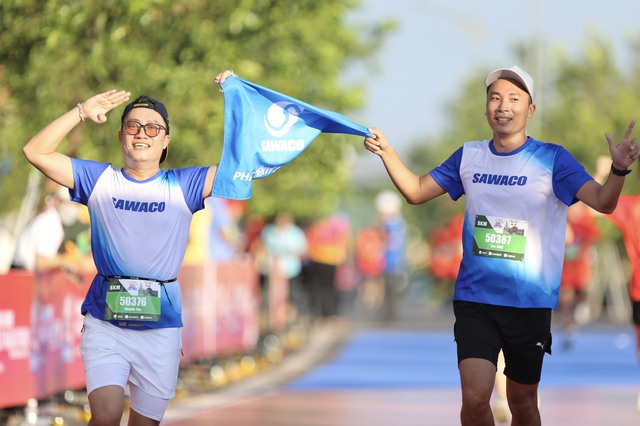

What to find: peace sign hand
left=606, top=120, right=639, bottom=170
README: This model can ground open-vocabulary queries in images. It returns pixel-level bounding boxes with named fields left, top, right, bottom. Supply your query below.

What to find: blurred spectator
left=427, top=213, right=463, bottom=303
left=63, top=204, right=92, bottom=258
left=241, top=212, right=268, bottom=287
left=376, top=190, right=408, bottom=324
left=206, top=197, right=241, bottom=261
left=334, top=233, right=359, bottom=314
left=12, top=182, right=79, bottom=274
left=261, top=212, right=308, bottom=319
left=183, top=209, right=210, bottom=265
left=243, top=212, right=267, bottom=254
left=355, top=223, right=386, bottom=310
left=62, top=203, right=97, bottom=282
left=305, top=213, right=351, bottom=321
left=558, top=202, right=600, bottom=349
left=595, top=157, right=640, bottom=361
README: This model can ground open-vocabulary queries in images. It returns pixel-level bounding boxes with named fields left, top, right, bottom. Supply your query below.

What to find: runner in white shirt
left=22, top=70, right=235, bottom=426
left=363, top=65, right=639, bottom=426
left=12, top=185, right=69, bottom=272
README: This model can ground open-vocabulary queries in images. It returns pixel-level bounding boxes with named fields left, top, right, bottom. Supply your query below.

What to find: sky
left=347, top=0, right=638, bottom=182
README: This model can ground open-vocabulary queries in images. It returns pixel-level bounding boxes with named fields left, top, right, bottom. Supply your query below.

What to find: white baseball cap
left=375, top=190, right=402, bottom=216
left=485, top=65, right=535, bottom=103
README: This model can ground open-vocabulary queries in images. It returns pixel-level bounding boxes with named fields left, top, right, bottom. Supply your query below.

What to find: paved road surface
left=163, top=300, right=640, bottom=425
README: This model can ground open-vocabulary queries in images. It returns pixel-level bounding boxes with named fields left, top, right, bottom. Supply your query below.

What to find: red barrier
left=0, top=270, right=34, bottom=407
left=180, top=257, right=260, bottom=364
left=214, top=259, right=260, bottom=354
left=30, top=271, right=87, bottom=397
left=179, top=262, right=213, bottom=363
left=268, top=260, right=289, bottom=332
left=0, top=270, right=87, bottom=407
left=0, top=257, right=265, bottom=409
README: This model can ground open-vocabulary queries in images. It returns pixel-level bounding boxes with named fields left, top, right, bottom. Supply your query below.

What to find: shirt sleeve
left=70, top=158, right=111, bottom=205
left=429, top=147, right=464, bottom=200
left=552, top=147, right=592, bottom=206
left=172, top=167, right=210, bottom=213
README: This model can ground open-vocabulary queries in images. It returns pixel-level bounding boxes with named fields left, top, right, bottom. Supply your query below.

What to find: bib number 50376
left=105, top=278, right=162, bottom=322
left=119, top=296, right=148, bottom=307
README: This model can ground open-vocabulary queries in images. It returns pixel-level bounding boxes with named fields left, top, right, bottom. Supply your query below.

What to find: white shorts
left=80, top=313, right=182, bottom=420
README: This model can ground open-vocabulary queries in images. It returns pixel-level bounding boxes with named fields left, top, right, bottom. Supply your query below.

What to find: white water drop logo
left=264, top=102, right=304, bottom=138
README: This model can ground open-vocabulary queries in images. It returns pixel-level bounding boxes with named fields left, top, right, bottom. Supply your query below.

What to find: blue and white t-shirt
left=430, top=137, right=591, bottom=309
left=383, top=216, right=407, bottom=275
left=70, top=158, right=209, bottom=329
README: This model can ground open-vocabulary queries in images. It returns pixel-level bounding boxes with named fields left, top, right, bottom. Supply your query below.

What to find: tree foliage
left=542, top=35, right=640, bottom=186
left=0, top=0, right=391, bottom=218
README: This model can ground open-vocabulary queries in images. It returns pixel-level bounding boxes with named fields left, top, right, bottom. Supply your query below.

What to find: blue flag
left=212, top=76, right=372, bottom=200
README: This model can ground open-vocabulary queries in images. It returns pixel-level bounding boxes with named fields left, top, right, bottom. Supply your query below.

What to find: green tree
left=542, top=35, right=640, bottom=193
left=0, top=0, right=391, bottom=218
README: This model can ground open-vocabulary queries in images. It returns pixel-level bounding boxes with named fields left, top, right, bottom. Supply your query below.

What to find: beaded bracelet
left=76, top=103, right=86, bottom=122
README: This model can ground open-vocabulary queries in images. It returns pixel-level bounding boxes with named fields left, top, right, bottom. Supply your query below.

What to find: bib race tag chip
left=105, top=278, right=162, bottom=322
left=473, top=215, right=528, bottom=261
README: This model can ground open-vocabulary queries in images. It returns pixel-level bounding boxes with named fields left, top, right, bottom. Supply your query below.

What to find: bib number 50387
left=485, top=234, right=512, bottom=245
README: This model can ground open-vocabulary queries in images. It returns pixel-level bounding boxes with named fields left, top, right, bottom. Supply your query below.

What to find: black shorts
left=633, top=301, right=640, bottom=325
left=453, top=300, right=552, bottom=385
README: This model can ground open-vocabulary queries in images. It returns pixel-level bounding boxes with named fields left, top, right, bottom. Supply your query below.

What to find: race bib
left=105, top=278, right=162, bottom=322
left=473, top=215, right=527, bottom=261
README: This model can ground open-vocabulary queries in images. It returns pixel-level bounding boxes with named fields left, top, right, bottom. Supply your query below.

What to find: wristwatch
left=611, top=164, right=632, bottom=176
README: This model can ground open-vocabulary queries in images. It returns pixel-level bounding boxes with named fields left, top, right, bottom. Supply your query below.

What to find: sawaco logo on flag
left=212, top=77, right=371, bottom=200
left=264, top=102, right=303, bottom=137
